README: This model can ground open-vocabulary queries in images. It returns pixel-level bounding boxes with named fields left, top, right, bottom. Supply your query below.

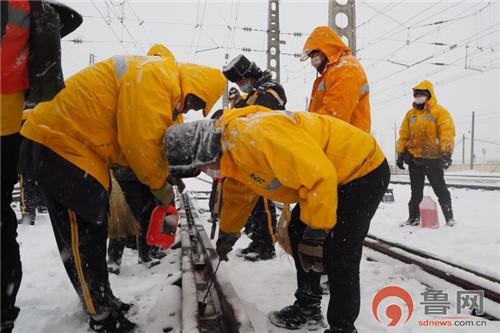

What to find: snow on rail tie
left=179, top=192, right=256, bottom=333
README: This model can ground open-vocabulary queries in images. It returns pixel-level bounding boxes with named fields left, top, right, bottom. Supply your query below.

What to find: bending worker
left=165, top=105, right=390, bottom=333
left=19, top=50, right=226, bottom=332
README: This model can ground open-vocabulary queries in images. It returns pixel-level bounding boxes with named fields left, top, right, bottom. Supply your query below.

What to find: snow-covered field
left=11, top=177, right=500, bottom=332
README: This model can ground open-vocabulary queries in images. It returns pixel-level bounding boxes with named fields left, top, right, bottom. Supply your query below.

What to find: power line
left=90, top=0, right=128, bottom=53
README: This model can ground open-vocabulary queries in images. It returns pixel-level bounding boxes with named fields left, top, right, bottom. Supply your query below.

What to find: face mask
left=414, top=96, right=427, bottom=105
left=240, top=82, right=254, bottom=94
left=203, top=168, right=220, bottom=178
left=311, top=55, right=324, bottom=69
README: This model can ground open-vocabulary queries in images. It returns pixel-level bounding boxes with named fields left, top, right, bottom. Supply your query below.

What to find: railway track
left=363, top=235, right=500, bottom=309
left=178, top=192, right=255, bottom=332
left=390, top=179, right=500, bottom=191
left=189, top=190, right=500, bottom=321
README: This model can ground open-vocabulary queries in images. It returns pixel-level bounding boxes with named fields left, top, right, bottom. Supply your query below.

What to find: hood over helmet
left=147, top=44, right=175, bottom=61
left=301, top=26, right=350, bottom=65
left=165, top=120, right=222, bottom=178
left=412, top=80, right=437, bottom=107
left=178, top=63, right=227, bottom=117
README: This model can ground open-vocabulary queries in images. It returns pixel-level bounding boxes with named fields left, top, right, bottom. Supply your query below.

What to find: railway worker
left=18, top=49, right=226, bottom=332
left=221, top=54, right=288, bottom=261
left=301, top=26, right=371, bottom=133
left=1, top=1, right=82, bottom=331
left=106, top=44, right=184, bottom=275
left=165, top=105, right=390, bottom=333
left=396, top=80, right=456, bottom=227
left=263, top=25, right=374, bottom=330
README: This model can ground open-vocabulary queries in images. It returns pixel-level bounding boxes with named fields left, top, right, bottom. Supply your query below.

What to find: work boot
left=244, top=246, right=276, bottom=261
left=20, top=213, right=35, bottom=225
left=325, top=328, right=358, bottom=333
left=107, top=261, right=121, bottom=275
left=268, top=302, right=326, bottom=330
left=1, top=306, right=20, bottom=333
left=109, top=295, right=133, bottom=314
left=149, top=247, right=167, bottom=260
left=137, top=235, right=161, bottom=268
left=89, top=311, right=137, bottom=333
left=235, top=242, right=257, bottom=257
left=400, top=217, right=420, bottom=226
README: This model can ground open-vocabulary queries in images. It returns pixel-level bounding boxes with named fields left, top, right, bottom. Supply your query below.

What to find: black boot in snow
left=400, top=217, right=420, bottom=226
left=268, top=303, right=307, bottom=330
left=244, top=246, right=276, bottom=261
left=89, top=311, right=137, bottom=333
left=137, top=235, right=161, bottom=269
left=107, top=261, right=121, bottom=275
left=235, top=242, right=257, bottom=257
left=268, top=302, right=326, bottom=330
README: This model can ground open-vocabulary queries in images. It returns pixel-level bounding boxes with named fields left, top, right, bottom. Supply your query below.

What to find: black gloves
left=441, top=152, right=452, bottom=169
left=216, top=231, right=240, bottom=261
left=298, top=227, right=329, bottom=273
left=396, top=154, right=405, bottom=170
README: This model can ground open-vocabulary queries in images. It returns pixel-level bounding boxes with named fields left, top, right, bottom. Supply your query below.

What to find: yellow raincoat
left=304, top=26, right=371, bottom=133
left=218, top=106, right=385, bottom=233
left=397, top=80, right=455, bottom=158
left=21, top=55, right=226, bottom=190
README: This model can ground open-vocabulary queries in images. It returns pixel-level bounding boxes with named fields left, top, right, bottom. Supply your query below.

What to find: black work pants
left=247, top=197, right=277, bottom=251
left=108, top=178, right=156, bottom=265
left=19, top=139, right=114, bottom=316
left=408, top=160, right=453, bottom=220
left=19, top=171, right=45, bottom=218
left=289, top=160, right=390, bottom=332
left=1, top=133, right=23, bottom=331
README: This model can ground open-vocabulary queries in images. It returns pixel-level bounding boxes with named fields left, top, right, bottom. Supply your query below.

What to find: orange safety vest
left=1, top=0, right=31, bottom=94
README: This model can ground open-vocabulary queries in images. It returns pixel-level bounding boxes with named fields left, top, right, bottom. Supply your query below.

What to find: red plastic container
left=146, top=204, right=179, bottom=249
left=419, top=196, right=439, bottom=229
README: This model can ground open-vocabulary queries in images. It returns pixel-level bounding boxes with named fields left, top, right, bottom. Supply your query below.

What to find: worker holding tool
left=18, top=48, right=226, bottom=332
left=221, top=54, right=287, bottom=261
left=164, top=105, right=390, bottom=333
left=264, top=25, right=374, bottom=331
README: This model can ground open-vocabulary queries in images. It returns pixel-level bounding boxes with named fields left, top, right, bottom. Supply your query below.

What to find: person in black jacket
left=221, top=55, right=287, bottom=261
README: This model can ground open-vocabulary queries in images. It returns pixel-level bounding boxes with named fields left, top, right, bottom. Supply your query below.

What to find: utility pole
left=267, top=0, right=281, bottom=82
left=470, top=111, right=475, bottom=169
left=462, top=134, right=466, bottom=165
left=328, top=0, right=356, bottom=55
left=89, top=53, right=95, bottom=66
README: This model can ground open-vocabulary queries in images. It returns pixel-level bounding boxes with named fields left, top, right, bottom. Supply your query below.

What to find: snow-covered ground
left=10, top=176, right=500, bottom=332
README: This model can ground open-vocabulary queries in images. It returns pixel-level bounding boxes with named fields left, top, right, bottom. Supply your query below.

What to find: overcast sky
left=59, top=0, right=500, bottom=163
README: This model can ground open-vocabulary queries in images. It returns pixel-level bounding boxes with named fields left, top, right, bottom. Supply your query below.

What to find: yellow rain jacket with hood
left=217, top=106, right=385, bottom=233
left=21, top=52, right=226, bottom=191
left=397, top=80, right=455, bottom=158
left=304, top=26, right=371, bottom=133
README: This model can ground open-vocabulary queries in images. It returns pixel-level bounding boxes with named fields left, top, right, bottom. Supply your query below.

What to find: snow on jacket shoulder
left=218, top=106, right=385, bottom=233
left=304, top=26, right=371, bottom=133
left=21, top=55, right=225, bottom=190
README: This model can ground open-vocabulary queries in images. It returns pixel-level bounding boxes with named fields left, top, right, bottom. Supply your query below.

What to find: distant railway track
left=390, top=180, right=500, bottom=191
left=363, top=235, right=500, bottom=319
